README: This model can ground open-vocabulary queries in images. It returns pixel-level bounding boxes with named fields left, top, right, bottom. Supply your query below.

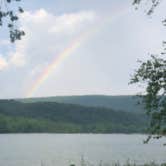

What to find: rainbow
left=26, top=8, right=129, bottom=98
left=26, top=31, right=91, bottom=98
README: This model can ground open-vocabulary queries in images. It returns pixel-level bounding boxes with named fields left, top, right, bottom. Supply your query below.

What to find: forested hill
left=19, top=95, right=145, bottom=113
left=0, top=100, right=148, bottom=133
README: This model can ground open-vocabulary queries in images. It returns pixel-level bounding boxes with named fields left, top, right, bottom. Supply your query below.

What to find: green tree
left=130, top=56, right=166, bottom=139
left=131, top=0, right=166, bottom=141
left=133, top=0, right=162, bottom=15
left=0, top=0, right=25, bottom=42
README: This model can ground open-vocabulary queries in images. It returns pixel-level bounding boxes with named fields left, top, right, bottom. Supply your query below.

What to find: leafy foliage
left=133, top=0, right=162, bottom=15
left=0, top=100, right=148, bottom=133
left=130, top=56, right=166, bottom=137
left=132, top=1, right=166, bottom=141
left=0, top=0, right=25, bottom=42
left=19, top=95, right=146, bottom=113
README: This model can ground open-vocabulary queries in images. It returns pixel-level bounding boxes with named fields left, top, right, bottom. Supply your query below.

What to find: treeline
left=19, top=95, right=145, bottom=113
left=0, top=100, right=148, bottom=133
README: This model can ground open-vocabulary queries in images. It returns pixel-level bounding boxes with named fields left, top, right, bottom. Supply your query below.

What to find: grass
left=68, top=161, right=166, bottom=166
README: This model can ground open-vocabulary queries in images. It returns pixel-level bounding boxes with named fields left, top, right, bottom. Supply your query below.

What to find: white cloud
left=0, top=55, right=8, bottom=70
left=49, top=11, right=96, bottom=34
left=9, top=52, right=26, bottom=67
left=1, top=9, right=97, bottom=71
left=1, top=3, right=165, bottom=98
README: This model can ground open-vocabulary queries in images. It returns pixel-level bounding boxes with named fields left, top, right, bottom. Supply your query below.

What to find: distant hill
left=19, top=95, right=145, bottom=113
left=0, top=99, right=148, bottom=133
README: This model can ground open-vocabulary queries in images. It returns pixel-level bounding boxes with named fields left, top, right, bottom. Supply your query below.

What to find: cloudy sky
left=0, top=0, right=166, bottom=98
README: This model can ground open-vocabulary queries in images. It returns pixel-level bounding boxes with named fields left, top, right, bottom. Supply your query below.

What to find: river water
left=0, top=134, right=166, bottom=166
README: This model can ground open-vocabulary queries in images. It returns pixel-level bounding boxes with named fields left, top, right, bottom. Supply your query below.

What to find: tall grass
left=69, top=160, right=166, bottom=166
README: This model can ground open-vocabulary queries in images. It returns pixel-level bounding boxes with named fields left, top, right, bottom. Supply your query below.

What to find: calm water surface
left=0, top=134, right=166, bottom=166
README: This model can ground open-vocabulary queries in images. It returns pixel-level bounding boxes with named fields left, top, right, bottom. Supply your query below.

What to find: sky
left=0, top=0, right=166, bottom=98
